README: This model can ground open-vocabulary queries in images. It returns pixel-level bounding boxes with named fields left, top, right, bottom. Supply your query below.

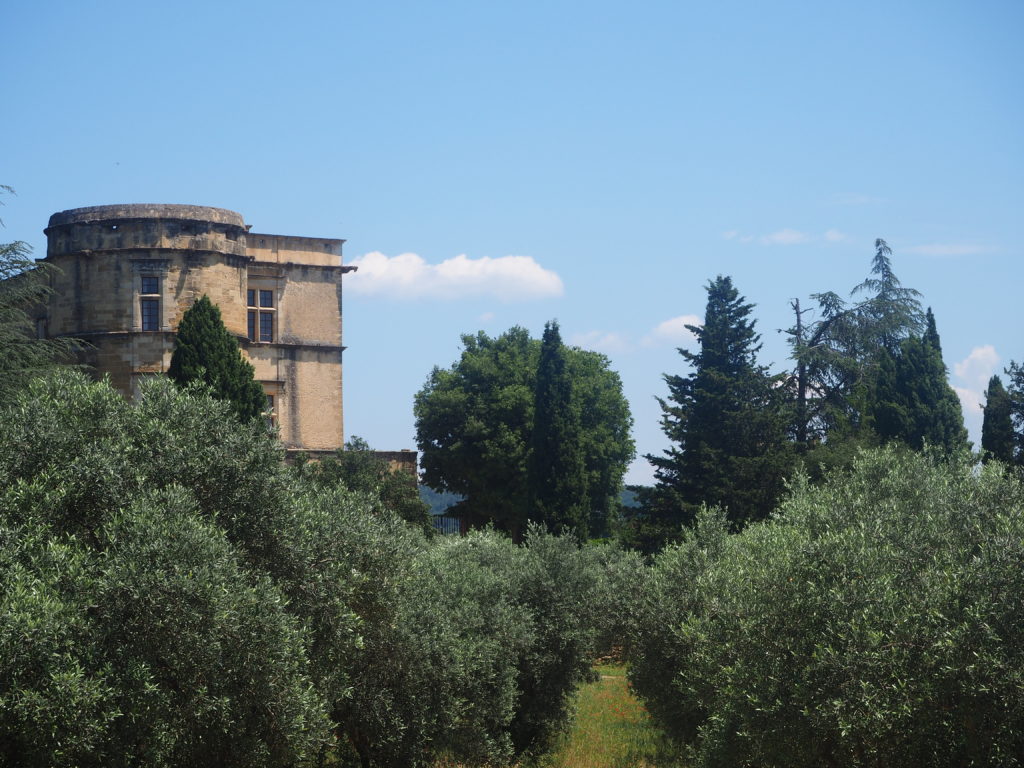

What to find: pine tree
left=981, top=375, right=1014, bottom=463
left=528, top=320, right=588, bottom=537
left=785, top=239, right=925, bottom=452
left=644, top=276, right=791, bottom=532
left=167, top=295, right=266, bottom=422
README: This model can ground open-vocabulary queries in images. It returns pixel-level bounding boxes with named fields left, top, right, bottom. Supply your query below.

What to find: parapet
left=45, top=204, right=249, bottom=259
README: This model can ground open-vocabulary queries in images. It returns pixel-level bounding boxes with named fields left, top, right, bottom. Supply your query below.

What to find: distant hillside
left=421, top=486, right=641, bottom=515
left=419, top=486, right=463, bottom=516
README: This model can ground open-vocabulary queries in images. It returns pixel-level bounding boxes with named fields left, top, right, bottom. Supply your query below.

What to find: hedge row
left=626, top=448, right=1024, bottom=767
left=0, top=373, right=635, bottom=768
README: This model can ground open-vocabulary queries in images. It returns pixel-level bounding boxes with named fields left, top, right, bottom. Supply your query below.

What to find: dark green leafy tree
left=416, top=327, right=537, bottom=534
left=981, top=375, right=1014, bottom=464
left=528, top=321, right=588, bottom=536
left=0, top=187, right=78, bottom=395
left=870, top=308, right=968, bottom=454
left=415, top=326, right=634, bottom=538
left=570, top=348, right=635, bottom=537
left=167, top=294, right=266, bottom=422
left=642, top=275, right=792, bottom=534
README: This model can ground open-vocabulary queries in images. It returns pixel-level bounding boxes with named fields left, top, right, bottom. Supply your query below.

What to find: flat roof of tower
left=47, top=204, right=246, bottom=230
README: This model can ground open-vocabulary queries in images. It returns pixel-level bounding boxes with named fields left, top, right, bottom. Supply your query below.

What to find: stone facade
left=40, top=204, right=355, bottom=452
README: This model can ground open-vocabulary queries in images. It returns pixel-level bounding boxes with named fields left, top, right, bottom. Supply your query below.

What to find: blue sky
left=4, top=1, right=1022, bottom=484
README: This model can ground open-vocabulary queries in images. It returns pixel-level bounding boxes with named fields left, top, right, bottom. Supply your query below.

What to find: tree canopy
left=293, top=436, right=433, bottom=533
left=981, top=375, right=1015, bottom=464
left=1006, top=360, right=1024, bottom=465
left=528, top=321, right=588, bottom=535
left=167, top=294, right=267, bottom=422
left=0, top=371, right=622, bottom=767
left=415, top=325, right=634, bottom=539
left=869, top=308, right=968, bottom=454
left=0, top=187, right=77, bottom=395
left=641, top=275, right=791, bottom=536
left=784, top=239, right=926, bottom=449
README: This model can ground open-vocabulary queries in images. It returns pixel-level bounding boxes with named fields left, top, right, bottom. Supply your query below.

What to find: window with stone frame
left=247, top=285, right=276, bottom=342
left=140, top=274, right=160, bottom=331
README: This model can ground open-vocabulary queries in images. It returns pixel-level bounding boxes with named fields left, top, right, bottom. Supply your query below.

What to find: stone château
left=39, top=203, right=354, bottom=453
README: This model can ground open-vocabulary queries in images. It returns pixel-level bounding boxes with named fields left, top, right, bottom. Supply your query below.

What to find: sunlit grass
left=536, top=663, right=683, bottom=768
left=433, top=663, right=683, bottom=768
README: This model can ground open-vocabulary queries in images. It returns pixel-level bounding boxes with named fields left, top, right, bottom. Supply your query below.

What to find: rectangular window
left=141, top=275, right=159, bottom=294
left=259, top=289, right=274, bottom=308
left=259, top=311, right=273, bottom=342
left=247, top=289, right=256, bottom=307
left=264, top=394, right=276, bottom=428
left=36, top=318, right=47, bottom=339
left=141, top=298, right=159, bottom=331
left=248, top=310, right=257, bottom=341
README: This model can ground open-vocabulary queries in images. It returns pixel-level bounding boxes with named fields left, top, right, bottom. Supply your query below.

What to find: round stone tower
left=43, top=204, right=252, bottom=395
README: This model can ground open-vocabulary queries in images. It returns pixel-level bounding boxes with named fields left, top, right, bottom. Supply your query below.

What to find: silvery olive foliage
left=0, top=373, right=334, bottom=767
left=627, top=446, right=1024, bottom=767
left=0, top=372, right=618, bottom=768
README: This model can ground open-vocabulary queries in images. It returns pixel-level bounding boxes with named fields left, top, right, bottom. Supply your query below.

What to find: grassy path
left=538, top=664, right=682, bottom=768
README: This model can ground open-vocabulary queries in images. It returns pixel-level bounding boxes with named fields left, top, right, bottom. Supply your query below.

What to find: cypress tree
left=167, top=295, right=267, bottom=422
left=981, top=375, right=1014, bottom=463
left=870, top=308, right=968, bottom=453
left=1005, top=361, right=1024, bottom=466
left=528, top=320, right=588, bottom=537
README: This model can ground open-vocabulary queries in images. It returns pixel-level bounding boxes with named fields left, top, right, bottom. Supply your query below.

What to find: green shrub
left=628, top=447, right=1024, bottom=767
left=0, top=372, right=620, bottom=767
left=0, top=373, right=336, bottom=766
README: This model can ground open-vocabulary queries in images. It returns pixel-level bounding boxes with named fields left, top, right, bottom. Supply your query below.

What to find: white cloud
left=347, top=251, right=564, bottom=301
left=952, top=345, right=1000, bottom=446
left=759, top=228, right=810, bottom=245
left=570, top=330, right=631, bottom=355
left=904, top=243, right=995, bottom=257
left=478, top=311, right=495, bottom=322
left=642, top=314, right=702, bottom=347
left=726, top=228, right=846, bottom=245
left=954, top=345, right=999, bottom=389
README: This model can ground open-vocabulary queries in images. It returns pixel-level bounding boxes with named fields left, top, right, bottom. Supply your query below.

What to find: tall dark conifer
left=528, top=320, right=588, bottom=537
left=168, top=295, right=267, bottom=422
left=644, top=276, right=790, bottom=533
left=870, top=308, right=967, bottom=453
left=981, top=376, right=1014, bottom=463
left=1005, top=361, right=1024, bottom=466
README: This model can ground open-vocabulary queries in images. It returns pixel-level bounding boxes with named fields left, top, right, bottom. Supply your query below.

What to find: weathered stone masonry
left=40, top=203, right=355, bottom=452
